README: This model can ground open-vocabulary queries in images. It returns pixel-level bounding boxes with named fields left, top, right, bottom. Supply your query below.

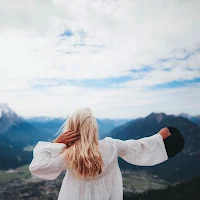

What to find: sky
left=0, top=0, right=200, bottom=118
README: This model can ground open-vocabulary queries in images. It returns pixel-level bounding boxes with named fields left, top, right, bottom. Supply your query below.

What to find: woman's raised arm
left=113, top=132, right=169, bottom=166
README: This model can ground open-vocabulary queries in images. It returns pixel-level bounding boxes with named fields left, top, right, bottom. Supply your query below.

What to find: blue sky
left=0, top=0, right=200, bottom=118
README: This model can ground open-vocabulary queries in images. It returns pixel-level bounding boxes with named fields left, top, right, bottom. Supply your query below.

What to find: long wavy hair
left=58, top=108, right=104, bottom=179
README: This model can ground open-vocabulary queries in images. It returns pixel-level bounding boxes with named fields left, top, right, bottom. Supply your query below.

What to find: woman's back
left=29, top=133, right=168, bottom=200
left=29, top=107, right=168, bottom=200
left=58, top=137, right=123, bottom=200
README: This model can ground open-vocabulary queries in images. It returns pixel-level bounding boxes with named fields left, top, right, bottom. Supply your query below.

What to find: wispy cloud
left=31, top=76, right=133, bottom=89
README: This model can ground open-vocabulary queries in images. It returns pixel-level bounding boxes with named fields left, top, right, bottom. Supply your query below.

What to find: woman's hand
left=158, top=127, right=171, bottom=140
left=53, top=130, right=80, bottom=147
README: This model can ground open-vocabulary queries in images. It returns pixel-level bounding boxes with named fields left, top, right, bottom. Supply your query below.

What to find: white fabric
left=29, top=133, right=168, bottom=200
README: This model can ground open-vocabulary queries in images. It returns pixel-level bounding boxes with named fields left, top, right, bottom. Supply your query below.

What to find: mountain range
left=25, top=116, right=131, bottom=139
left=179, top=113, right=200, bottom=126
left=0, top=103, right=130, bottom=169
left=0, top=103, right=48, bottom=149
left=0, top=103, right=200, bottom=183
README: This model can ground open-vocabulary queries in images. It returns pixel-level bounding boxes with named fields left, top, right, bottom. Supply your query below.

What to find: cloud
left=0, top=0, right=200, bottom=117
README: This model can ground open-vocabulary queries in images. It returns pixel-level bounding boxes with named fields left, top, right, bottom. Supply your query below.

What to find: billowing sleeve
left=29, top=141, right=68, bottom=180
left=113, top=133, right=168, bottom=166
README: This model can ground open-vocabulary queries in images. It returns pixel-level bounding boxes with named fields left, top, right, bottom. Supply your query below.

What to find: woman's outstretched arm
left=29, top=130, right=80, bottom=180
left=29, top=141, right=68, bottom=180
left=113, top=128, right=170, bottom=166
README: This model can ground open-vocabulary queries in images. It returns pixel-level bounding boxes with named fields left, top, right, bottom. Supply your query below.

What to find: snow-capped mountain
left=0, top=103, right=23, bottom=134
left=178, top=113, right=200, bottom=126
left=0, top=103, right=49, bottom=149
left=178, top=113, right=193, bottom=120
left=0, top=103, right=47, bottom=169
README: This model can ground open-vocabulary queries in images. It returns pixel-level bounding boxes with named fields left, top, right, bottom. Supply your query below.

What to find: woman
left=29, top=107, right=170, bottom=200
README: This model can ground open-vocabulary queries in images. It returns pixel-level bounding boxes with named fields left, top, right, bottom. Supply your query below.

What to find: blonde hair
left=58, top=108, right=104, bottom=179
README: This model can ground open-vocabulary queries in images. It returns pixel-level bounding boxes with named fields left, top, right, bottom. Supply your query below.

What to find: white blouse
left=29, top=133, right=168, bottom=200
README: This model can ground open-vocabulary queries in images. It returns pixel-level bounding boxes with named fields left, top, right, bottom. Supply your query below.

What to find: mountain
left=1, top=121, right=48, bottom=149
left=26, top=117, right=131, bottom=139
left=109, top=112, right=200, bottom=182
left=97, top=118, right=131, bottom=137
left=0, top=104, right=50, bottom=169
left=0, top=103, right=48, bottom=149
left=179, top=113, right=200, bottom=126
left=0, top=103, right=22, bottom=134
left=0, top=103, right=130, bottom=170
left=25, top=116, right=61, bottom=122
left=25, top=117, right=65, bottom=139
left=0, top=136, right=32, bottom=170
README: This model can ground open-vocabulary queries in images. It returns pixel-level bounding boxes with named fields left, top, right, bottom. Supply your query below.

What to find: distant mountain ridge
left=178, top=112, right=200, bottom=126
left=1, top=102, right=200, bottom=182
left=0, top=103, right=131, bottom=169
left=25, top=116, right=131, bottom=139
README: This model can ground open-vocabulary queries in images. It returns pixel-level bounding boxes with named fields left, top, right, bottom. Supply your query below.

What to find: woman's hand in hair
left=53, top=130, right=80, bottom=147
left=158, top=127, right=171, bottom=140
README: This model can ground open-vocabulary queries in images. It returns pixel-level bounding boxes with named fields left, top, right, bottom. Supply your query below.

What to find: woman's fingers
left=63, top=130, right=75, bottom=135
left=159, top=128, right=171, bottom=139
left=63, top=130, right=79, bottom=137
left=67, top=136, right=80, bottom=143
left=164, top=131, right=171, bottom=139
left=64, top=130, right=80, bottom=136
left=163, top=128, right=171, bottom=135
left=164, top=127, right=169, bottom=131
left=65, top=132, right=80, bottom=139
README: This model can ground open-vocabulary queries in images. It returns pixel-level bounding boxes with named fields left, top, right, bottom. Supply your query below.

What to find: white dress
left=29, top=133, right=168, bottom=200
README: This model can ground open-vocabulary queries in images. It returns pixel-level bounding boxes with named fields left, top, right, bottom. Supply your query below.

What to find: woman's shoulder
left=98, top=137, right=117, bottom=150
left=99, top=136, right=114, bottom=143
left=98, top=137, right=119, bottom=169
